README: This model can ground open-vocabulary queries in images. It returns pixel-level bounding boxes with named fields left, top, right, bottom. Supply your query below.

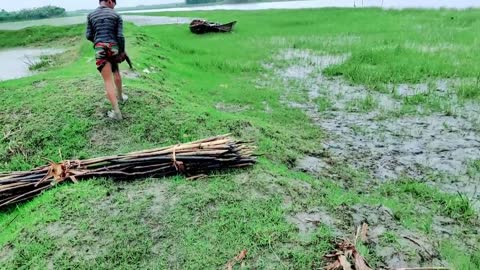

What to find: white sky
left=0, top=0, right=183, bottom=11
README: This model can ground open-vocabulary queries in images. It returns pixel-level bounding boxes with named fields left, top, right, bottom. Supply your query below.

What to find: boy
left=86, top=0, right=128, bottom=120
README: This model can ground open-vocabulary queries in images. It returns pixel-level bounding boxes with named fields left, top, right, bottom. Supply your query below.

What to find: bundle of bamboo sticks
left=0, top=135, right=255, bottom=210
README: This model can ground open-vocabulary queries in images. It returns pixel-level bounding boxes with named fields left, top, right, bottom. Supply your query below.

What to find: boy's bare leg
left=101, top=62, right=122, bottom=120
left=113, top=70, right=127, bottom=102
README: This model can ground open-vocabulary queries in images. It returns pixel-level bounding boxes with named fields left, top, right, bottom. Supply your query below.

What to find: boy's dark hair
left=99, top=0, right=116, bottom=3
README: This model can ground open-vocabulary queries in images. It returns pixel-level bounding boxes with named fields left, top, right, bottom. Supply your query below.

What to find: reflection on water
left=0, top=48, right=64, bottom=81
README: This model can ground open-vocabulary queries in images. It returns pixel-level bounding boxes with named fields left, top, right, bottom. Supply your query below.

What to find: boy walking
left=86, top=0, right=127, bottom=120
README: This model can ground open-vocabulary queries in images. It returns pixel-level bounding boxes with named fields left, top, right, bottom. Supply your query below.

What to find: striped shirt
left=86, top=6, right=125, bottom=53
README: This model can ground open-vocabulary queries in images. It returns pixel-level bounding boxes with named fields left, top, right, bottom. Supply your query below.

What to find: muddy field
left=263, top=49, right=480, bottom=268
left=269, top=49, right=480, bottom=210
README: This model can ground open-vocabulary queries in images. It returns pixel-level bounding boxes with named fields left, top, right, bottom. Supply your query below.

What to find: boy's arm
left=86, top=15, right=94, bottom=42
left=117, top=15, right=125, bottom=53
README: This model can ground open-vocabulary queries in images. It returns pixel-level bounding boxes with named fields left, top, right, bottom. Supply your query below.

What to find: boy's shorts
left=95, top=42, right=120, bottom=72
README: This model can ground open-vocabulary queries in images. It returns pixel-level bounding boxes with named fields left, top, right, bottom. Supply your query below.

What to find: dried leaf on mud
left=226, top=249, right=248, bottom=270
left=325, top=224, right=372, bottom=270
left=355, top=223, right=369, bottom=244
left=325, top=260, right=342, bottom=270
left=338, top=255, right=352, bottom=270
left=360, top=223, right=369, bottom=243
left=325, top=253, right=353, bottom=270
left=353, top=249, right=372, bottom=270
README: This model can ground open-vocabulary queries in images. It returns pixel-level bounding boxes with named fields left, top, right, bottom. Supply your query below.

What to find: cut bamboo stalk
left=0, top=135, right=256, bottom=210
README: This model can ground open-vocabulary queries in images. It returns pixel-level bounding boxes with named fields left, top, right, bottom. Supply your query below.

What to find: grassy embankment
left=0, top=8, right=479, bottom=269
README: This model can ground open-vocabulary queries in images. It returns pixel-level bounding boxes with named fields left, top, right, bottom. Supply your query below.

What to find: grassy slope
left=0, top=8, right=479, bottom=269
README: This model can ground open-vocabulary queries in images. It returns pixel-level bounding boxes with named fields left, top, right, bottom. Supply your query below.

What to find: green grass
left=27, top=50, right=75, bottom=71
left=466, top=160, right=480, bottom=180
left=457, top=80, right=480, bottom=100
left=0, top=25, right=83, bottom=49
left=0, top=8, right=480, bottom=269
left=398, top=93, right=454, bottom=116
left=314, top=96, right=333, bottom=112
left=346, top=94, right=378, bottom=112
left=380, top=231, right=399, bottom=244
left=378, top=180, right=477, bottom=222
left=440, top=241, right=480, bottom=270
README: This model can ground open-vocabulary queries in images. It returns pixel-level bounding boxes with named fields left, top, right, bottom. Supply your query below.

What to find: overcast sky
left=0, top=0, right=183, bottom=12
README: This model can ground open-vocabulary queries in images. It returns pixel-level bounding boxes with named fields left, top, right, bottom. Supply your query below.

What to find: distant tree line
left=0, top=6, right=66, bottom=22
left=185, top=0, right=217, bottom=4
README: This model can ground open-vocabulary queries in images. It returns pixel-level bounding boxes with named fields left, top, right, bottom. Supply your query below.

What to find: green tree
left=0, top=6, right=66, bottom=22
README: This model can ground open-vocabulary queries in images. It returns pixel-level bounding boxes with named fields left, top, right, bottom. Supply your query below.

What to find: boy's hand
left=117, top=52, right=127, bottom=63
left=116, top=52, right=133, bottom=69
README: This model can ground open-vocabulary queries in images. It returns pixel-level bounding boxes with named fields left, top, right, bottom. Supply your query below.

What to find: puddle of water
left=388, top=79, right=456, bottom=97
left=0, top=48, right=65, bottom=81
left=123, top=0, right=480, bottom=13
left=0, top=16, right=190, bottom=31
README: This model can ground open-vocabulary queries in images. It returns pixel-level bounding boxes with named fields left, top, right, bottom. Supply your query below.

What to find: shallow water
left=1, top=0, right=478, bottom=31
left=0, top=15, right=190, bottom=30
left=123, top=15, right=191, bottom=25
left=0, top=48, right=64, bottom=81
left=0, top=15, right=192, bottom=81
left=123, top=0, right=480, bottom=13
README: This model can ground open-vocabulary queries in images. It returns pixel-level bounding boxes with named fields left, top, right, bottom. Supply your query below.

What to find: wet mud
left=271, top=49, right=480, bottom=209
left=274, top=49, right=480, bottom=268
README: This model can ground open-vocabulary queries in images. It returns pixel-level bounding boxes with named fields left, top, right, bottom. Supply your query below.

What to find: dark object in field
left=125, top=54, right=133, bottom=69
left=0, top=135, right=255, bottom=210
left=117, top=53, right=133, bottom=69
left=189, top=19, right=237, bottom=34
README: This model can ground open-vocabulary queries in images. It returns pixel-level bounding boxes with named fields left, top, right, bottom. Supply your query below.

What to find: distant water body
left=0, top=0, right=477, bottom=81
left=0, top=16, right=190, bottom=31
left=0, top=1, right=477, bottom=30
left=122, top=0, right=480, bottom=13
left=0, top=48, right=64, bottom=81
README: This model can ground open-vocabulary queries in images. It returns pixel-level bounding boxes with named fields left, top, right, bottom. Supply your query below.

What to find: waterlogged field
left=0, top=8, right=479, bottom=269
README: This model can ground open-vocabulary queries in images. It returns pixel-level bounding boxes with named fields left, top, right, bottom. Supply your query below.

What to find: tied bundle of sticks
left=0, top=135, right=255, bottom=210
